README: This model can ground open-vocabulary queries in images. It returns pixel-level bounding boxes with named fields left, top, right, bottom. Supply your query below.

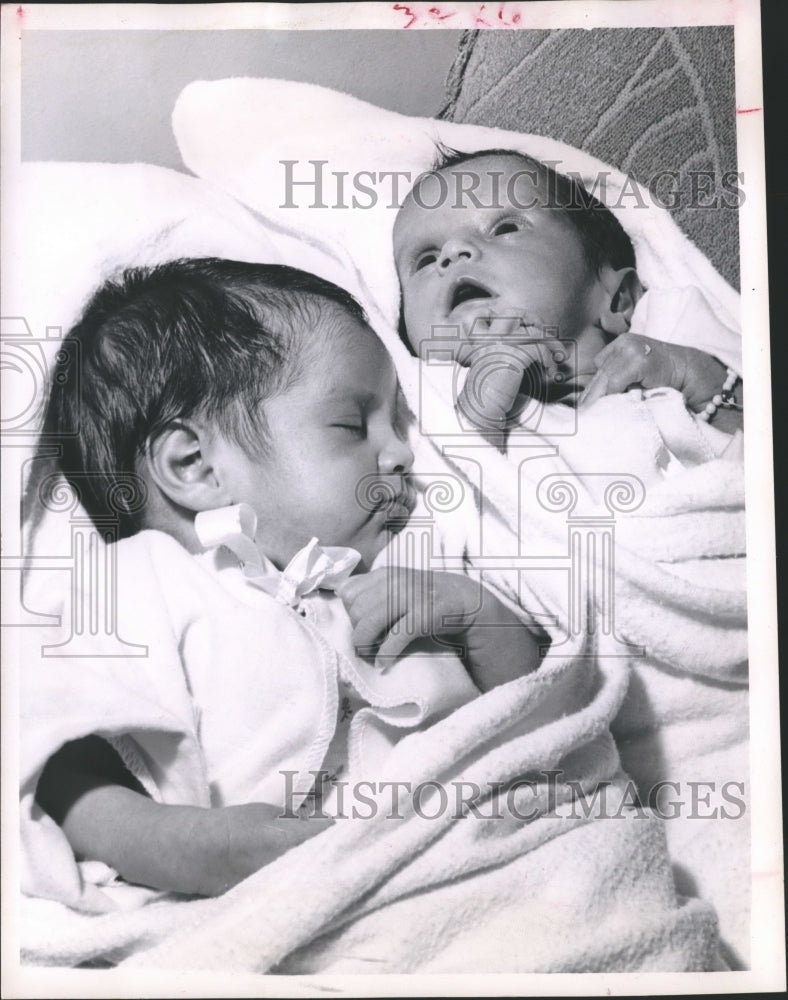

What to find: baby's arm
left=36, top=736, right=331, bottom=897
left=337, top=570, right=544, bottom=691
left=578, top=334, right=743, bottom=432
left=455, top=323, right=742, bottom=437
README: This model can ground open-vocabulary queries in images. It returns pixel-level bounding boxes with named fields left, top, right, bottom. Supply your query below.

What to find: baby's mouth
left=448, top=279, right=493, bottom=315
left=383, top=482, right=417, bottom=527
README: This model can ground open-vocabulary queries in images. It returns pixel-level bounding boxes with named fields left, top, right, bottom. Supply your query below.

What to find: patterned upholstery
left=440, top=28, right=739, bottom=288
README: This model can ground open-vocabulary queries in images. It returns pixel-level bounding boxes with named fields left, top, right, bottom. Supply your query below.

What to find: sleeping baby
left=28, top=257, right=544, bottom=907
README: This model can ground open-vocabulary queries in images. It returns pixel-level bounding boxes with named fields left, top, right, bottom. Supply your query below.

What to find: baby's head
left=393, top=148, right=643, bottom=403
left=46, top=259, right=414, bottom=570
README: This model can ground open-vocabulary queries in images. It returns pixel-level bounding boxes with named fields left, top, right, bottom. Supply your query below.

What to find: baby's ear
left=145, top=421, right=231, bottom=513
left=597, top=266, right=644, bottom=335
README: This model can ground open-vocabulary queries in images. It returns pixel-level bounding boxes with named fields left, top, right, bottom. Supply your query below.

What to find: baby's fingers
left=458, top=346, right=532, bottom=429
left=577, top=368, right=615, bottom=408
left=578, top=337, right=653, bottom=408
left=335, top=572, right=378, bottom=603
left=374, top=619, right=415, bottom=667
left=336, top=571, right=389, bottom=624
left=350, top=599, right=405, bottom=655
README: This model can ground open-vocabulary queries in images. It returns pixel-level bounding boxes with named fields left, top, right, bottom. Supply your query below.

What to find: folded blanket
left=20, top=612, right=721, bottom=972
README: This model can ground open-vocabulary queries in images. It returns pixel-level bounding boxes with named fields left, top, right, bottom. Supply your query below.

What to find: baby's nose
left=379, top=435, right=414, bottom=474
left=439, top=237, right=476, bottom=270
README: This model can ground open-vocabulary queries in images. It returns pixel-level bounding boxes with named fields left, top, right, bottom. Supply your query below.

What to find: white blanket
left=21, top=632, right=721, bottom=973
left=12, top=78, right=747, bottom=972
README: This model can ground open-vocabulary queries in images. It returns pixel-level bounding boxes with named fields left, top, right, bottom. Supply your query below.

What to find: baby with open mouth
left=394, top=147, right=743, bottom=441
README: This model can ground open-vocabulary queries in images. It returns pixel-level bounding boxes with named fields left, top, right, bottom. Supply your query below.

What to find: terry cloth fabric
left=21, top=612, right=724, bottom=972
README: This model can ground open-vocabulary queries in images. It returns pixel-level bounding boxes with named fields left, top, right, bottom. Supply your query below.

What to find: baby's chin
left=363, top=525, right=411, bottom=573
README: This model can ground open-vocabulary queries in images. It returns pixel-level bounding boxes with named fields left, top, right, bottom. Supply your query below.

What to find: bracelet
left=698, top=367, right=741, bottom=422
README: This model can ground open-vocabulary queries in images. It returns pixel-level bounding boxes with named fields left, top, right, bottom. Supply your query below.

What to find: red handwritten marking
left=393, top=3, right=417, bottom=27
left=393, top=1, right=521, bottom=28
left=736, top=107, right=761, bottom=114
left=497, top=2, right=520, bottom=24
left=393, top=1, right=454, bottom=28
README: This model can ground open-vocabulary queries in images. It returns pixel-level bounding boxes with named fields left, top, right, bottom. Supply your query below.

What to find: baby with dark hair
left=30, top=258, right=543, bottom=908
left=394, top=148, right=742, bottom=444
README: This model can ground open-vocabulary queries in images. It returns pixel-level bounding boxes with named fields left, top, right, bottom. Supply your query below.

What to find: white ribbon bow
left=194, top=503, right=361, bottom=606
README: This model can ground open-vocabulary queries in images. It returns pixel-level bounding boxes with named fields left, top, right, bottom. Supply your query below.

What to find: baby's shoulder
left=113, top=529, right=222, bottom=611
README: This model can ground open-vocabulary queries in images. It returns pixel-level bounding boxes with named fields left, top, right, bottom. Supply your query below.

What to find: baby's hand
left=455, top=317, right=550, bottom=437
left=578, top=334, right=736, bottom=419
left=337, top=569, right=542, bottom=690
left=336, top=568, right=479, bottom=664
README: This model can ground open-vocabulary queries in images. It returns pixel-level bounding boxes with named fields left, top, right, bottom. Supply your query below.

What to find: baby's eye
left=332, top=422, right=366, bottom=438
left=415, top=251, right=438, bottom=271
left=491, top=220, right=520, bottom=236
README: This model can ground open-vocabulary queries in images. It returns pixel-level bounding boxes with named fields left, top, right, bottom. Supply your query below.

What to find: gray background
left=22, top=29, right=461, bottom=171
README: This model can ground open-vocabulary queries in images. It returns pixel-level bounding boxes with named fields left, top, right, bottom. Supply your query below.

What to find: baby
left=393, top=147, right=743, bottom=443
left=31, top=258, right=541, bottom=905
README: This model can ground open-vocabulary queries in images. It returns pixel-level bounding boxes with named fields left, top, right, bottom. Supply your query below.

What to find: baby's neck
left=139, top=491, right=203, bottom=554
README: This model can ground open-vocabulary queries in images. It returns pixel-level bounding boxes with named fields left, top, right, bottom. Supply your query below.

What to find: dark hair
left=397, top=146, right=637, bottom=353
left=43, top=258, right=366, bottom=536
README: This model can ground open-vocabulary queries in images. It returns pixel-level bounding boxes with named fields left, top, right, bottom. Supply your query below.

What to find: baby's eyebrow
left=393, top=225, right=428, bottom=262
left=324, top=385, right=376, bottom=408
left=392, top=241, right=415, bottom=268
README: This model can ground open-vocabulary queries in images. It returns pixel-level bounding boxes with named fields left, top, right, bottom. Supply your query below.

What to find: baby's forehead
left=305, top=309, right=394, bottom=370
left=394, top=154, right=551, bottom=245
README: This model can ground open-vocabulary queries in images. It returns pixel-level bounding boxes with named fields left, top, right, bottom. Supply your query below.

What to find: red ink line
left=736, top=107, right=761, bottom=114
left=392, top=3, right=417, bottom=28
